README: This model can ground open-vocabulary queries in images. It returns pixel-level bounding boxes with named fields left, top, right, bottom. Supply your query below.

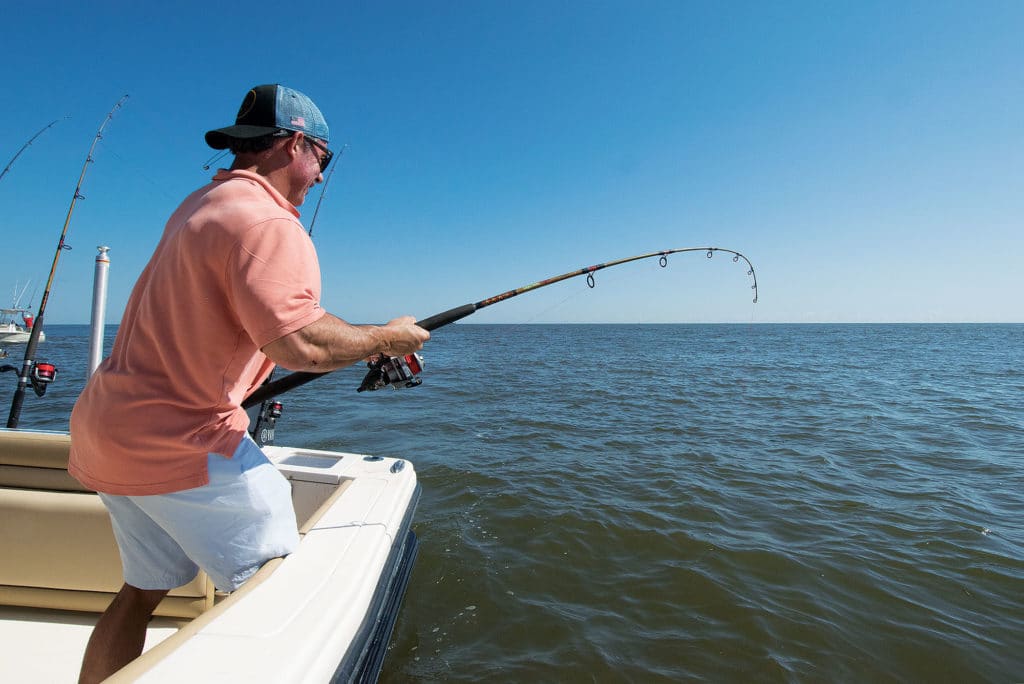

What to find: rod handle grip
left=241, top=371, right=322, bottom=409
left=6, top=385, right=26, bottom=428
left=416, top=303, right=477, bottom=331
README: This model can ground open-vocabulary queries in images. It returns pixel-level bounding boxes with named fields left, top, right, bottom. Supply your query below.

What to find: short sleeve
left=226, top=218, right=325, bottom=348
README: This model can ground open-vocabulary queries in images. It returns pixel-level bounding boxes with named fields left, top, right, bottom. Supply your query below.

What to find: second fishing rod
left=242, top=246, right=758, bottom=409
left=5, top=96, right=129, bottom=429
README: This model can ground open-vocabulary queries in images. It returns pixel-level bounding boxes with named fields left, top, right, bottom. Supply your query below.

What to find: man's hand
left=378, top=316, right=430, bottom=357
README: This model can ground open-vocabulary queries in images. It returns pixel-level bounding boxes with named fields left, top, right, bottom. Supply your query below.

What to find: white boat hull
left=0, top=430, right=419, bottom=683
left=0, top=325, right=43, bottom=344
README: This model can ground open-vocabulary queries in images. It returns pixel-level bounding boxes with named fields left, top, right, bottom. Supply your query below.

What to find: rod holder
left=87, top=246, right=110, bottom=378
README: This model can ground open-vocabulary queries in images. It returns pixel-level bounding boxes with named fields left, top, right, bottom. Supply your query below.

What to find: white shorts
left=100, top=436, right=299, bottom=592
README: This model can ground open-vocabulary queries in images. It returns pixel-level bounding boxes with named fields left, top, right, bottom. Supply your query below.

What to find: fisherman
left=68, top=84, right=430, bottom=683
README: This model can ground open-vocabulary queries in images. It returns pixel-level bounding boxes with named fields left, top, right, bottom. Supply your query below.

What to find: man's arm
left=262, top=313, right=429, bottom=372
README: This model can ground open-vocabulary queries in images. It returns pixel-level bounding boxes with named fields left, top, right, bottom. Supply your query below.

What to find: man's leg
left=86, top=493, right=197, bottom=682
left=138, top=439, right=299, bottom=592
left=78, top=583, right=169, bottom=684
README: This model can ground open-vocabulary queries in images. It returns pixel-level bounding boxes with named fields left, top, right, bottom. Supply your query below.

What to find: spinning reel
left=357, top=353, right=424, bottom=392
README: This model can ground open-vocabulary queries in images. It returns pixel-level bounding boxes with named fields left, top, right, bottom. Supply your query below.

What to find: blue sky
left=1, top=2, right=1021, bottom=324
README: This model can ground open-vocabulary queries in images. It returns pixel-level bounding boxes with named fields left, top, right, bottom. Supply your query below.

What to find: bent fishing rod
left=6, top=95, right=129, bottom=429
left=242, top=247, right=758, bottom=408
left=0, top=119, right=63, bottom=184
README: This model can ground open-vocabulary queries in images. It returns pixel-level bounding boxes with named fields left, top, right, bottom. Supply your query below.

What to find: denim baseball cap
left=205, top=84, right=330, bottom=149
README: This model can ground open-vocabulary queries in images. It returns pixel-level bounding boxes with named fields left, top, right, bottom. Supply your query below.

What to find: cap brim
left=205, top=124, right=281, bottom=150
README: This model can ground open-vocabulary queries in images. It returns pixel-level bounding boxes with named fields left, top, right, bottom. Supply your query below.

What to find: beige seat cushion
left=0, top=430, right=214, bottom=618
left=0, top=487, right=213, bottom=617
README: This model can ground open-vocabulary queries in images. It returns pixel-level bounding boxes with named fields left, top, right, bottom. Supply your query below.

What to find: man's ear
left=287, top=132, right=305, bottom=159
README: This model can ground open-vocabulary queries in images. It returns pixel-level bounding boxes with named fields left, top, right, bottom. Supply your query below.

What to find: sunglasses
left=305, top=137, right=333, bottom=172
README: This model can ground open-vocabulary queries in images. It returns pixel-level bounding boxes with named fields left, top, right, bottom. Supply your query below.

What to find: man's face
left=288, top=134, right=330, bottom=206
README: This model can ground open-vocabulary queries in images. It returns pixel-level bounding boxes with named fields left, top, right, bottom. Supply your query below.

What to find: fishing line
left=102, top=145, right=180, bottom=204
left=483, top=259, right=637, bottom=325
left=242, top=246, right=758, bottom=408
left=5, top=95, right=129, bottom=428
left=540, top=258, right=673, bottom=323
left=90, top=96, right=188, bottom=203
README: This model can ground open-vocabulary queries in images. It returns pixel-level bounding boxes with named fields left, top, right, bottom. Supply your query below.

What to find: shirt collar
left=212, top=169, right=301, bottom=218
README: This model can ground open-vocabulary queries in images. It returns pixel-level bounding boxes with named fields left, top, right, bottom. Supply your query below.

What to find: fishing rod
left=307, top=144, right=345, bottom=238
left=6, top=95, right=129, bottom=429
left=242, top=246, right=758, bottom=408
left=0, top=119, right=63, bottom=184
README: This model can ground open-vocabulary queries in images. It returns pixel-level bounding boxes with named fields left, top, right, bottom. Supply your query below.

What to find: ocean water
left=5, top=324, right=1022, bottom=682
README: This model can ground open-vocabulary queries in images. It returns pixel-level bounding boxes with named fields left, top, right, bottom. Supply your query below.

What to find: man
left=68, top=84, right=429, bottom=683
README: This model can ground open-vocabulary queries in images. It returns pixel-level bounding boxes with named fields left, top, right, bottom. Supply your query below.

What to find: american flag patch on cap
left=291, top=116, right=306, bottom=127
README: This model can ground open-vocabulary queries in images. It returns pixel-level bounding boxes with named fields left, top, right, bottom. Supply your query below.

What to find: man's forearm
left=262, top=314, right=386, bottom=371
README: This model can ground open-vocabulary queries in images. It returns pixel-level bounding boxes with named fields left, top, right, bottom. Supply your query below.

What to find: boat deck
left=0, top=607, right=185, bottom=682
left=0, top=434, right=420, bottom=683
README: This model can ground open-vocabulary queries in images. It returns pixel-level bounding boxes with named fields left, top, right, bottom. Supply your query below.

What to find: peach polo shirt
left=69, top=169, right=325, bottom=495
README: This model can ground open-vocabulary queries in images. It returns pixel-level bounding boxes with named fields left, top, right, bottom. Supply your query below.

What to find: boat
left=0, top=142, right=420, bottom=678
left=0, top=272, right=420, bottom=682
left=0, top=427, right=421, bottom=682
left=0, top=307, right=43, bottom=344
left=2, top=280, right=44, bottom=344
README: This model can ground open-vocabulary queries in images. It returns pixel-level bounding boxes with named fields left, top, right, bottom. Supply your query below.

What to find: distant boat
left=1, top=282, right=44, bottom=344
left=0, top=308, right=44, bottom=344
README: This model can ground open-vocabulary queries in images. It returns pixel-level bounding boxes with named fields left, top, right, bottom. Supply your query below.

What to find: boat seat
left=0, top=430, right=214, bottom=618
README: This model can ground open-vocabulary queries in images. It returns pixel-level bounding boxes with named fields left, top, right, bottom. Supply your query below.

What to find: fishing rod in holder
left=242, top=246, right=758, bottom=408
left=5, top=96, right=128, bottom=429
left=307, top=144, right=345, bottom=239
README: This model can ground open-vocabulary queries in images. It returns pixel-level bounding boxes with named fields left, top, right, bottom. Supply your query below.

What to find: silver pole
left=87, top=246, right=110, bottom=378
